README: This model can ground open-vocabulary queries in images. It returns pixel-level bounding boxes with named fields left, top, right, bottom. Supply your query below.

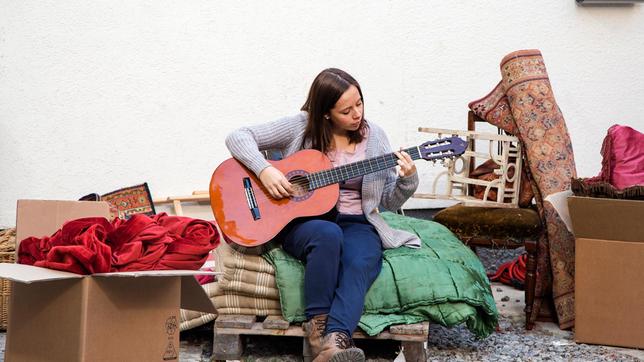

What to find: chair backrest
left=415, top=113, right=523, bottom=208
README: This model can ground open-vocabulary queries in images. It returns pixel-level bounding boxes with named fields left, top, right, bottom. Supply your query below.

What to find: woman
left=225, top=68, right=420, bottom=362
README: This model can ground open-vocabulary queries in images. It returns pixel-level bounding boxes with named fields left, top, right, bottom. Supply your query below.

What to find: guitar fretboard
left=307, top=146, right=420, bottom=190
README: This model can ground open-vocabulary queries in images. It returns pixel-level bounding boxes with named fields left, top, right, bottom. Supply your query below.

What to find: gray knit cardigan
left=225, top=111, right=421, bottom=249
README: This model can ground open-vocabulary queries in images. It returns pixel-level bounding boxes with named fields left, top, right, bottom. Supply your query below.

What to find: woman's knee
left=304, top=220, right=343, bottom=251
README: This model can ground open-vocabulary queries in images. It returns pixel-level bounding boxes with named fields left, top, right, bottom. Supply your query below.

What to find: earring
left=324, top=115, right=330, bottom=120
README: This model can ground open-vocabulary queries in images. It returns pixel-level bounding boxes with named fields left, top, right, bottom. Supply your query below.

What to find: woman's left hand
left=394, top=149, right=417, bottom=177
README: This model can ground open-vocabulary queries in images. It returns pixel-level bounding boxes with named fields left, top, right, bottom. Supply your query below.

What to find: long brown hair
left=301, top=68, right=366, bottom=153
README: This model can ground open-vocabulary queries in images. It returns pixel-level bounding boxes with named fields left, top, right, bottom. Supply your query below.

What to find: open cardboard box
left=1, top=200, right=219, bottom=362
left=568, top=196, right=644, bottom=349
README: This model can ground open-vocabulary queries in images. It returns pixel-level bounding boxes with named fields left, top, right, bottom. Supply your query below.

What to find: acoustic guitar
left=209, top=136, right=467, bottom=253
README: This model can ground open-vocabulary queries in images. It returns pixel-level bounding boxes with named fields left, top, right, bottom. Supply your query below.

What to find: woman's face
left=328, top=85, right=363, bottom=134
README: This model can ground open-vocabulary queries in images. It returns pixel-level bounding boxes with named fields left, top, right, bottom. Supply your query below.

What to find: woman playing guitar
left=225, top=68, right=420, bottom=362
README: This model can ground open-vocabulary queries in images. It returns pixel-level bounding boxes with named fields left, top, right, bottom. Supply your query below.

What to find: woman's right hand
left=259, top=166, right=293, bottom=199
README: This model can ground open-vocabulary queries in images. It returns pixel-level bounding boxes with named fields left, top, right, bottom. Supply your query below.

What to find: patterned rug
left=469, top=49, right=577, bottom=329
left=100, top=183, right=156, bottom=220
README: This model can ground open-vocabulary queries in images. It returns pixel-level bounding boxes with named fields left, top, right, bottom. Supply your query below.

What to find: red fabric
left=108, top=214, right=174, bottom=271
left=488, top=254, right=527, bottom=290
left=153, top=213, right=220, bottom=270
left=195, top=267, right=217, bottom=285
left=588, top=124, right=644, bottom=190
left=19, top=218, right=113, bottom=274
left=18, top=213, right=220, bottom=274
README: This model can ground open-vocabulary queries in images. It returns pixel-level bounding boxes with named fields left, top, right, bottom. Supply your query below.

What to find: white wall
left=2, top=1, right=644, bottom=226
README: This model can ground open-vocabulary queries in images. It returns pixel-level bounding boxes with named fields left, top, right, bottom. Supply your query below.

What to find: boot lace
left=333, top=332, right=355, bottom=349
left=312, top=316, right=327, bottom=334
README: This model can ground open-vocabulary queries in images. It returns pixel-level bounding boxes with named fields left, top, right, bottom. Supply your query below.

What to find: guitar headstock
left=419, top=136, right=468, bottom=161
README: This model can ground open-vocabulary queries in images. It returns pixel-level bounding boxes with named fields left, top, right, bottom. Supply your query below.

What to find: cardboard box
left=568, top=196, right=644, bottom=349
left=1, top=200, right=218, bottom=362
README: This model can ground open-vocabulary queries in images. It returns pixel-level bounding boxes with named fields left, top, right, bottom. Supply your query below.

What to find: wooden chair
left=429, top=111, right=542, bottom=330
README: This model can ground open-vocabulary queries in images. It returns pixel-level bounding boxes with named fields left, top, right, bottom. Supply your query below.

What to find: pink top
left=326, top=130, right=369, bottom=215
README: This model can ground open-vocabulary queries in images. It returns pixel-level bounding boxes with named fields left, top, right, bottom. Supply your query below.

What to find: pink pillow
left=599, top=125, right=644, bottom=190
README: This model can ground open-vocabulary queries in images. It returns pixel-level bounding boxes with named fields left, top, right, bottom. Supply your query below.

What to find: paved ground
left=172, top=280, right=644, bottom=362
left=1, top=287, right=641, bottom=362
left=173, top=246, right=644, bottom=361
left=1, top=286, right=642, bottom=361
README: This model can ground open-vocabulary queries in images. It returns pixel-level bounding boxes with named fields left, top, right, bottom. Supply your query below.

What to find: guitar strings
left=257, top=143, right=458, bottom=191
left=269, top=146, right=429, bottom=189
left=283, top=153, right=406, bottom=188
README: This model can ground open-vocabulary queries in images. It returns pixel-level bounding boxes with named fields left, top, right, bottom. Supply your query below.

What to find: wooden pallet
left=212, top=314, right=428, bottom=362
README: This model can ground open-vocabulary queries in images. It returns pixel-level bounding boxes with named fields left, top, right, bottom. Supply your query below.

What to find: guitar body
left=209, top=149, right=339, bottom=250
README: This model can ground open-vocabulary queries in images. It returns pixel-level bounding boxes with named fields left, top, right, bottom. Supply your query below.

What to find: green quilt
left=262, top=212, right=498, bottom=337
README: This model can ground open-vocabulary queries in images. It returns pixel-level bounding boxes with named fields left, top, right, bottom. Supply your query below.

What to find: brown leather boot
left=303, top=314, right=328, bottom=358
left=312, top=331, right=365, bottom=362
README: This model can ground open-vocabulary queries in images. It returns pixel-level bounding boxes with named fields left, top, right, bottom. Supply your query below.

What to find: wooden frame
left=414, top=124, right=523, bottom=208
left=153, top=191, right=210, bottom=216
left=212, top=315, right=428, bottom=362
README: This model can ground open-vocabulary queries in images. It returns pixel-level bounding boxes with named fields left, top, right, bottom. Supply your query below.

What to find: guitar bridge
left=243, top=177, right=261, bottom=220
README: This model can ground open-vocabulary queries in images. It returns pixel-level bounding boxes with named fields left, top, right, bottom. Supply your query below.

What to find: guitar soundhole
left=288, top=175, right=310, bottom=197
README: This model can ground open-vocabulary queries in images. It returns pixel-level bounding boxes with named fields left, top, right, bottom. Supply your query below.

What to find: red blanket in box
left=18, top=213, right=220, bottom=274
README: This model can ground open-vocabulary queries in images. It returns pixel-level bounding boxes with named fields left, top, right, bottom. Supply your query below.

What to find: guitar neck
left=307, top=146, right=421, bottom=190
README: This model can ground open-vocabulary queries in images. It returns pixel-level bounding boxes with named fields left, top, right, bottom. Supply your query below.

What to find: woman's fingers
left=280, top=179, right=294, bottom=195
left=396, top=159, right=405, bottom=176
left=259, top=166, right=293, bottom=199
left=395, top=149, right=416, bottom=177
left=267, top=180, right=292, bottom=199
left=401, top=150, right=413, bottom=163
left=275, top=183, right=291, bottom=198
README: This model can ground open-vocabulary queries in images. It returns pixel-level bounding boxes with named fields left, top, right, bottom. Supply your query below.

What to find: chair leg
left=524, top=239, right=538, bottom=330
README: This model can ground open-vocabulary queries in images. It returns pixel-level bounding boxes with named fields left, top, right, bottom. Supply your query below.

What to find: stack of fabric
left=179, top=241, right=282, bottom=331
left=212, top=241, right=281, bottom=315
left=180, top=214, right=499, bottom=337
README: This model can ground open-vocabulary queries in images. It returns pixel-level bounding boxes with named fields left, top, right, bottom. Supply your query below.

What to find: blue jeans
left=281, top=212, right=383, bottom=336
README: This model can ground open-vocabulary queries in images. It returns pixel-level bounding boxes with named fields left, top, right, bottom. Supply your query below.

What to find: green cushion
left=433, top=205, right=541, bottom=241
left=262, top=212, right=498, bottom=338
